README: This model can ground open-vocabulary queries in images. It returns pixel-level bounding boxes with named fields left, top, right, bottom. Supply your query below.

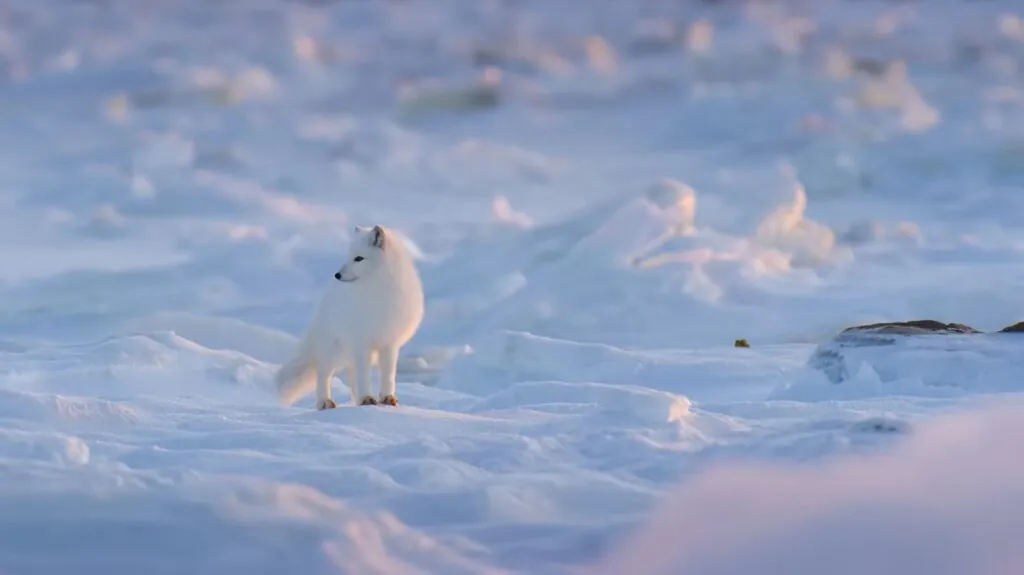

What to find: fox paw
left=316, top=398, right=338, bottom=411
left=359, top=395, right=378, bottom=406
left=379, top=395, right=398, bottom=406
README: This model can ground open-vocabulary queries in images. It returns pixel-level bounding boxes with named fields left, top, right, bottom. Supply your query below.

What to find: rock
left=842, top=319, right=979, bottom=335
left=999, top=321, right=1024, bottom=333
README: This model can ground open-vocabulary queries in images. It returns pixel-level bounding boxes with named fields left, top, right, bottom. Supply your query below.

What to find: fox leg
left=315, top=367, right=337, bottom=410
left=378, top=346, right=399, bottom=406
left=354, top=351, right=376, bottom=405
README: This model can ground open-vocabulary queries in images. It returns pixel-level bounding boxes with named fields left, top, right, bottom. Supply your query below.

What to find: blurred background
left=2, top=0, right=1024, bottom=351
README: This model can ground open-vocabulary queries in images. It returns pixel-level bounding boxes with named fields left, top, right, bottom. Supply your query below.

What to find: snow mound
left=772, top=327, right=1024, bottom=401
left=121, top=311, right=299, bottom=364
left=0, top=429, right=90, bottom=466
left=473, top=380, right=692, bottom=426
left=424, top=176, right=853, bottom=348
left=592, top=399, right=1024, bottom=575
left=753, top=183, right=851, bottom=268
left=0, top=389, right=143, bottom=425
left=0, top=331, right=276, bottom=401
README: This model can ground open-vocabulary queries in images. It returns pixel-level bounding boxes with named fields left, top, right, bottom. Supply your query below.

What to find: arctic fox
left=274, top=225, right=425, bottom=410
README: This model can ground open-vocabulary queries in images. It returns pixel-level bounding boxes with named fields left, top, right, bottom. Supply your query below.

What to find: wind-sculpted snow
left=0, top=328, right=969, bottom=572
left=3, top=0, right=1024, bottom=572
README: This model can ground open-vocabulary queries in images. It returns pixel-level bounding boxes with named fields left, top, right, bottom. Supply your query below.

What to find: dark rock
left=999, top=322, right=1024, bottom=333
left=734, top=338, right=750, bottom=348
left=842, top=319, right=979, bottom=335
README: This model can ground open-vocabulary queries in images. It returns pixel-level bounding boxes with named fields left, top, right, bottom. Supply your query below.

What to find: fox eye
left=354, top=256, right=364, bottom=262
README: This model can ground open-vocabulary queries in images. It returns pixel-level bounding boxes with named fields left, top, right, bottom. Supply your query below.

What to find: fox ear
left=370, top=225, right=385, bottom=249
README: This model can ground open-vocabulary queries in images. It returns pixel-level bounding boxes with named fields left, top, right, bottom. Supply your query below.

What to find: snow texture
left=2, top=0, right=1024, bottom=573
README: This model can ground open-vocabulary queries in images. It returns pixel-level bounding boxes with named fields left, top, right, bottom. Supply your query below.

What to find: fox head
left=334, top=225, right=388, bottom=283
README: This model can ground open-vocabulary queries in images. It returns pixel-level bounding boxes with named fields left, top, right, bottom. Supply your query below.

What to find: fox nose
left=334, top=272, right=342, bottom=280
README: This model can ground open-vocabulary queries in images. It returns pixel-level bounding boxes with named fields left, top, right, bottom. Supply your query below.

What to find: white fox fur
left=275, top=225, right=425, bottom=409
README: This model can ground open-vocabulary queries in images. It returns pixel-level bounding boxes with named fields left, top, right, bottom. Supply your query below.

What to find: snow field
left=3, top=0, right=1024, bottom=572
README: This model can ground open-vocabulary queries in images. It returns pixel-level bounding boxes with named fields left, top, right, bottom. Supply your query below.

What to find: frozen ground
left=2, top=0, right=1024, bottom=573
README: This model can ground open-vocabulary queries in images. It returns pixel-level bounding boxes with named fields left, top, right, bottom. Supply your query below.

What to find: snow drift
left=592, top=399, right=1024, bottom=575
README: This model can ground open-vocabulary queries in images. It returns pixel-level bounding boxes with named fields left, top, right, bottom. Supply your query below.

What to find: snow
left=593, top=399, right=1024, bottom=575
left=2, top=0, right=1024, bottom=572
